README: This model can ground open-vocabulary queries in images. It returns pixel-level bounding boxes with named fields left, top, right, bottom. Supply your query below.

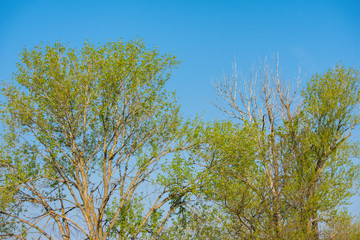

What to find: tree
left=319, top=210, right=360, bottom=240
left=192, top=59, right=360, bottom=239
left=0, top=39, right=199, bottom=239
left=283, top=64, right=360, bottom=238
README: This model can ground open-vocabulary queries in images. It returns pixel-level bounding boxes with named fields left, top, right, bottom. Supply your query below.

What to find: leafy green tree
left=0, top=39, right=199, bottom=239
left=281, top=64, right=360, bottom=238
left=193, top=60, right=360, bottom=239
left=320, top=210, right=360, bottom=240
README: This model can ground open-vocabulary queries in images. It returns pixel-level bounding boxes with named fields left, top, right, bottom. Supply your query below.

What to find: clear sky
left=1, top=0, right=360, bottom=213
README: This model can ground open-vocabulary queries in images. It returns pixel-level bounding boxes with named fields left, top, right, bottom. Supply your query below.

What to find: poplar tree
left=193, top=61, right=360, bottom=240
left=0, top=39, right=199, bottom=239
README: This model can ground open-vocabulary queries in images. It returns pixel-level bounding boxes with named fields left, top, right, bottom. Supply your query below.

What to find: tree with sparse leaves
left=185, top=60, right=360, bottom=240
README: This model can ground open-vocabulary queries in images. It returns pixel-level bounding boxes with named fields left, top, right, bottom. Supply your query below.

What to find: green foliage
left=320, top=210, right=360, bottom=240
left=0, top=39, right=198, bottom=239
left=183, top=63, right=360, bottom=239
left=1, top=39, right=359, bottom=240
left=105, top=196, right=145, bottom=238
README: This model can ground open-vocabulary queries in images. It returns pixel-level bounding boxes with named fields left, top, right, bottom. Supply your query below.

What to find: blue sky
left=1, top=0, right=360, bottom=213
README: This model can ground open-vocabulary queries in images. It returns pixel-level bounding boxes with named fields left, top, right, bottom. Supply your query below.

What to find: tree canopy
left=0, top=39, right=200, bottom=239
left=170, top=61, right=360, bottom=240
left=0, top=41, right=359, bottom=240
